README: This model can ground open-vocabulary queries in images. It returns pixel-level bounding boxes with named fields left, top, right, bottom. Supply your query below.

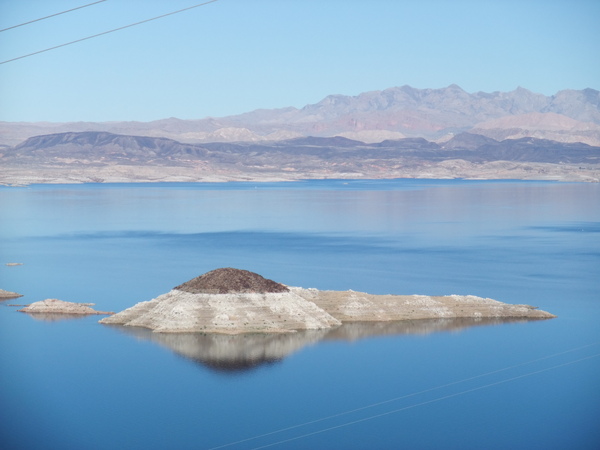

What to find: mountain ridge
left=1, top=85, right=599, bottom=147
left=2, top=130, right=599, bottom=184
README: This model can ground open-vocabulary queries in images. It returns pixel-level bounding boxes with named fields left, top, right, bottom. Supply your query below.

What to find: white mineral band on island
left=99, top=268, right=555, bottom=334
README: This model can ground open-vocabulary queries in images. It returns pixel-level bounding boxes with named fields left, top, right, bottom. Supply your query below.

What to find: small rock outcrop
left=101, top=268, right=556, bottom=334
left=0, top=289, right=23, bottom=299
left=19, top=299, right=113, bottom=315
left=174, top=268, right=289, bottom=294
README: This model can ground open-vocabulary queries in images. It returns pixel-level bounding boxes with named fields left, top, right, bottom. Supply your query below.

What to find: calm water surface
left=1, top=179, right=599, bottom=449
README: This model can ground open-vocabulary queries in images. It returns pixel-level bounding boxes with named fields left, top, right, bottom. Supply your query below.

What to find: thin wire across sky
left=0, top=0, right=108, bottom=33
left=0, top=0, right=220, bottom=65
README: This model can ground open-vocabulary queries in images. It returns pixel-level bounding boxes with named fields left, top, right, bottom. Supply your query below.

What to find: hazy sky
left=1, top=0, right=598, bottom=122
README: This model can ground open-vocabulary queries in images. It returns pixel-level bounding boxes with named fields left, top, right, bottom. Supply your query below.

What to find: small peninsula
left=100, top=268, right=555, bottom=334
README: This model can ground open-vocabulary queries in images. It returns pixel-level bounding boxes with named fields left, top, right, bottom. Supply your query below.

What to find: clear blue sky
left=1, top=0, right=598, bottom=123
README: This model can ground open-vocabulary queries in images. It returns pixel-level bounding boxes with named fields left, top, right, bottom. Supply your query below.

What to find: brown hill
left=174, top=268, right=289, bottom=294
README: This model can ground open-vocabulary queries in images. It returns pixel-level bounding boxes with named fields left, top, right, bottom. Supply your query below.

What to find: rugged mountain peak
left=2, top=86, right=599, bottom=148
left=445, top=83, right=466, bottom=92
left=512, top=86, right=533, bottom=94
left=174, top=268, right=289, bottom=294
left=581, top=88, right=600, bottom=105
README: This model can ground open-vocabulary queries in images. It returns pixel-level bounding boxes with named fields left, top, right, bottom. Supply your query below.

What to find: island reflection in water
left=106, top=317, right=547, bottom=373
left=21, top=312, right=98, bottom=322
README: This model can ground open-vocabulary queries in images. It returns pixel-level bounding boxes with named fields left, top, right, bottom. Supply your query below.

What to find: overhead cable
left=0, top=1, right=108, bottom=33
left=249, top=353, right=600, bottom=449
left=209, top=342, right=600, bottom=450
left=0, top=0, right=220, bottom=65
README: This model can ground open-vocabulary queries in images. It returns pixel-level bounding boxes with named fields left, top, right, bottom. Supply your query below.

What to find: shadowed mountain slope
left=4, top=131, right=598, bottom=165
left=2, top=131, right=599, bottom=184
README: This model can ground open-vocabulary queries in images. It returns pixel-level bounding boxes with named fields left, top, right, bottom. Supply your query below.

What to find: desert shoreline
left=1, top=167, right=598, bottom=187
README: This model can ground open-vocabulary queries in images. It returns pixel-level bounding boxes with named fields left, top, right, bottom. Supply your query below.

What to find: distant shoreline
left=1, top=168, right=598, bottom=187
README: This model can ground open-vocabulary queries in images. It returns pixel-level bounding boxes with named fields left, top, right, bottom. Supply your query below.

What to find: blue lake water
left=0, top=179, right=599, bottom=449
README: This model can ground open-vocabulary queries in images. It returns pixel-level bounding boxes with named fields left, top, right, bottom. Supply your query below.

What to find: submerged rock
left=100, top=268, right=556, bottom=334
left=19, top=299, right=113, bottom=316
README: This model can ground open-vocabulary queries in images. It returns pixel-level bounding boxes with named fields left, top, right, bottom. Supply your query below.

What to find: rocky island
left=0, top=289, right=23, bottom=299
left=100, top=268, right=555, bottom=334
left=19, top=299, right=114, bottom=316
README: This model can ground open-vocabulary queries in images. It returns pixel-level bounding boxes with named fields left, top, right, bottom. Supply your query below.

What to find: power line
left=208, top=342, right=600, bottom=450
left=0, top=0, right=220, bottom=65
left=0, top=0, right=108, bottom=33
left=250, top=353, right=600, bottom=449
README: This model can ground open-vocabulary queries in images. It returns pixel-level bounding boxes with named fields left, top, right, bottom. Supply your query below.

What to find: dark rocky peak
left=442, top=133, right=498, bottom=150
left=13, top=131, right=112, bottom=149
left=174, top=268, right=289, bottom=294
left=375, top=137, right=440, bottom=149
left=8, top=131, right=210, bottom=162
left=280, top=136, right=364, bottom=147
left=14, top=131, right=181, bottom=150
left=13, top=131, right=204, bottom=153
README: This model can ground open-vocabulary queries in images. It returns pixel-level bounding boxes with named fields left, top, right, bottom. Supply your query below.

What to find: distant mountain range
left=1, top=85, right=599, bottom=184
left=2, top=130, right=598, bottom=184
left=1, top=85, right=600, bottom=147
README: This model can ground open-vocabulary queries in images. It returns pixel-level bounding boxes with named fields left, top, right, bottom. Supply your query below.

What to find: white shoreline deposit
left=100, top=289, right=341, bottom=333
left=100, top=268, right=555, bottom=334
left=295, top=288, right=554, bottom=322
